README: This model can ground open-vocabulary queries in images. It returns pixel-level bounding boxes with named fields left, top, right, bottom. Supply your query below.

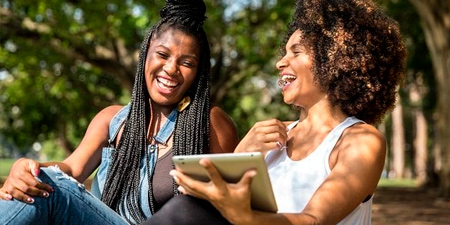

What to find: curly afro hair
left=282, top=0, right=407, bottom=124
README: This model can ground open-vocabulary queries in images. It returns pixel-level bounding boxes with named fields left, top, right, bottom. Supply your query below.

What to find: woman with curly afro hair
left=161, top=0, right=407, bottom=224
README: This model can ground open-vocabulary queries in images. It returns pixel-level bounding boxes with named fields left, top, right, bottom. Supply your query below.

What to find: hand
left=0, top=158, right=53, bottom=203
left=235, top=119, right=287, bottom=153
left=171, top=159, right=256, bottom=224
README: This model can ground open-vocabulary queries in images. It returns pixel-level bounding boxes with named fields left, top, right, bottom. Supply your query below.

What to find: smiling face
left=144, top=28, right=200, bottom=107
left=276, top=30, right=325, bottom=108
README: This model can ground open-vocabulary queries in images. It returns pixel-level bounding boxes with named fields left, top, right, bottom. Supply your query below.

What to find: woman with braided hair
left=154, top=0, right=407, bottom=224
left=0, top=0, right=238, bottom=224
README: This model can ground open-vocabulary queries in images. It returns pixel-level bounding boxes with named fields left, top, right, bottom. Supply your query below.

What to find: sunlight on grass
left=1, top=157, right=418, bottom=190
left=0, top=158, right=15, bottom=178
left=377, top=178, right=417, bottom=188
left=0, top=158, right=98, bottom=185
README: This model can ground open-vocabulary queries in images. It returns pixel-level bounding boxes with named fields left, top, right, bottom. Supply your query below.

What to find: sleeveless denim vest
left=90, top=103, right=178, bottom=222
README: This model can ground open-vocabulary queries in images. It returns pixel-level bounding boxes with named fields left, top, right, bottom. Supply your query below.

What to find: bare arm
left=172, top=123, right=386, bottom=225
left=292, top=124, right=386, bottom=224
left=239, top=124, right=386, bottom=224
left=60, top=105, right=123, bottom=181
left=209, top=106, right=239, bottom=153
left=0, top=105, right=123, bottom=203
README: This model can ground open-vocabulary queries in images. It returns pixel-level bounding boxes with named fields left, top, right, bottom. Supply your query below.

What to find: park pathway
left=372, top=187, right=450, bottom=225
left=1, top=178, right=449, bottom=224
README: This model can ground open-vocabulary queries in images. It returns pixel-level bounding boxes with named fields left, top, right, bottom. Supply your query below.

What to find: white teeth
left=277, top=75, right=296, bottom=88
left=157, top=77, right=178, bottom=88
left=281, top=75, right=296, bottom=82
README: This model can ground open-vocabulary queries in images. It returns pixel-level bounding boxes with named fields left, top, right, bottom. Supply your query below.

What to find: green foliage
left=0, top=0, right=144, bottom=153
left=0, top=0, right=433, bottom=156
left=41, top=139, right=66, bottom=161
left=207, top=0, right=298, bottom=137
left=375, top=0, right=435, bottom=112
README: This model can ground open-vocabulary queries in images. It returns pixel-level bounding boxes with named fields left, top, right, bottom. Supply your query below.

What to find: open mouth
left=277, top=75, right=297, bottom=88
left=156, top=76, right=179, bottom=90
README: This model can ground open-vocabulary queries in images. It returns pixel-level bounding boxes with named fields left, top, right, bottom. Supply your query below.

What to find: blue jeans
left=0, top=166, right=128, bottom=225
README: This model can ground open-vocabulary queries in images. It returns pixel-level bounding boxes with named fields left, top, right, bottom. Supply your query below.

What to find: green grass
left=1, top=157, right=417, bottom=189
left=377, top=178, right=417, bottom=188
left=0, top=158, right=15, bottom=178
left=0, top=158, right=97, bottom=181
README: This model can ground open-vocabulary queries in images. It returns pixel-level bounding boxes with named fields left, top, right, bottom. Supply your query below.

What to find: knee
left=39, top=166, right=86, bottom=191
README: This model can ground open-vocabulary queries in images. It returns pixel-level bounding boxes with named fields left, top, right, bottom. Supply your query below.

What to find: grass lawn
left=377, top=178, right=417, bottom=188
left=0, top=158, right=15, bottom=178
left=0, top=158, right=97, bottom=188
left=1, top=157, right=417, bottom=189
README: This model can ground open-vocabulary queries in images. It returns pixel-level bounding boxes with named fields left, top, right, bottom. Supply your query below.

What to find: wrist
left=231, top=210, right=255, bottom=225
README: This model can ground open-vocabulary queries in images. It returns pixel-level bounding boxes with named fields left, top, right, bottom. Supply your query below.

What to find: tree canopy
left=1, top=0, right=449, bottom=195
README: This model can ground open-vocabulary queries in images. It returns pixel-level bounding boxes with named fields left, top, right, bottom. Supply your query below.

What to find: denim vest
left=91, top=104, right=178, bottom=223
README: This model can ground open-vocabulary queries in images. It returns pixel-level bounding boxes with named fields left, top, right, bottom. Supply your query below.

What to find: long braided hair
left=100, top=0, right=211, bottom=223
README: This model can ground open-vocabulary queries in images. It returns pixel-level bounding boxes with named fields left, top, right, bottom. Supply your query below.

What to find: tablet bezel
left=172, top=152, right=278, bottom=212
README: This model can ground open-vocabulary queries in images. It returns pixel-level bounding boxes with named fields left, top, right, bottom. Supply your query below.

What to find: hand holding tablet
left=172, top=152, right=278, bottom=212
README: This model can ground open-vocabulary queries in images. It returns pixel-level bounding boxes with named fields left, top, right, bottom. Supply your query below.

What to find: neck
left=147, top=100, right=177, bottom=141
left=295, top=98, right=348, bottom=132
left=150, top=100, right=176, bottom=119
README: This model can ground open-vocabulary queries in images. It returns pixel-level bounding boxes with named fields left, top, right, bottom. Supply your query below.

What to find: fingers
left=28, top=160, right=40, bottom=177
left=199, top=159, right=225, bottom=188
left=35, top=182, right=54, bottom=193
left=238, top=169, right=257, bottom=188
left=170, top=169, right=207, bottom=199
left=171, top=160, right=254, bottom=220
left=0, top=188, right=13, bottom=200
left=8, top=189, right=35, bottom=204
left=236, top=119, right=288, bottom=153
left=3, top=177, right=49, bottom=203
left=170, top=159, right=226, bottom=198
left=1, top=158, right=53, bottom=203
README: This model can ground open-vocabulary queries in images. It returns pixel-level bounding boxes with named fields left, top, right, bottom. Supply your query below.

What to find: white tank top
left=265, top=117, right=373, bottom=225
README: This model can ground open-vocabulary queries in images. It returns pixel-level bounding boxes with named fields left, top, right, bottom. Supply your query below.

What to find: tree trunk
left=408, top=0, right=450, bottom=197
left=413, top=109, right=428, bottom=186
left=409, top=77, right=428, bottom=186
left=57, top=122, right=74, bottom=157
left=391, top=97, right=405, bottom=179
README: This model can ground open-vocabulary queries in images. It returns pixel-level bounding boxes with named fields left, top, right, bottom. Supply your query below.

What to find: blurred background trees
left=0, top=0, right=449, bottom=196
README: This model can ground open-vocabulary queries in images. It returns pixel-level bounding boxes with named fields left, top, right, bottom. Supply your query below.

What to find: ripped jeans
left=0, top=166, right=128, bottom=225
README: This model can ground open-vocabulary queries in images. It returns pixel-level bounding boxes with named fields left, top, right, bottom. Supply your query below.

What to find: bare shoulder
left=210, top=106, right=237, bottom=130
left=336, top=123, right=386, bottom=164
left=210, top=106, right=239, bottom=153
left=93, top=105, right=125, bottom=123
left=343, top=123, right=385, bottom=148
left=99, top=105, right=124, bottom=117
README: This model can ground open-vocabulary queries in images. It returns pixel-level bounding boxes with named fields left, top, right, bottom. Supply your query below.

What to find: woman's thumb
left=28, top=160, right=40, bottom=177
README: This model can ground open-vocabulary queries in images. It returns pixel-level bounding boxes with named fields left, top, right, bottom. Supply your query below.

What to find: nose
left=163, top=59, right=178, bottom=76
left=276, top=56, right=287, bottom=70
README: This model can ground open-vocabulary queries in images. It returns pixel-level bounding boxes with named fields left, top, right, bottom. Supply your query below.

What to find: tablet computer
left=172, top=152, right=278, bottom=212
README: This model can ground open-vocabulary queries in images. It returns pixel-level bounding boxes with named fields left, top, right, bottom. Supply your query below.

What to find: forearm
left=232, top=211, right=318, bottom=225
left=39, top=162, right=73, bottom=177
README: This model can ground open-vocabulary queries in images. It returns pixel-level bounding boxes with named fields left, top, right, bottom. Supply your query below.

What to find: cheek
left=182, top=69, right=198, bottom=87
left=144, top=59, right=152, bottom=78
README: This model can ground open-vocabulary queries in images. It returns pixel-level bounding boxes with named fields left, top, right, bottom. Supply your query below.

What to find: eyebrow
left=156, top=45, right=199, bottom=61
left=289, top=43, right=303, bottom=51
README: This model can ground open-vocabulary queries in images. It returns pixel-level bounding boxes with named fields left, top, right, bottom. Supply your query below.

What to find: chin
left=283, top=97, right=293, bottom=105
